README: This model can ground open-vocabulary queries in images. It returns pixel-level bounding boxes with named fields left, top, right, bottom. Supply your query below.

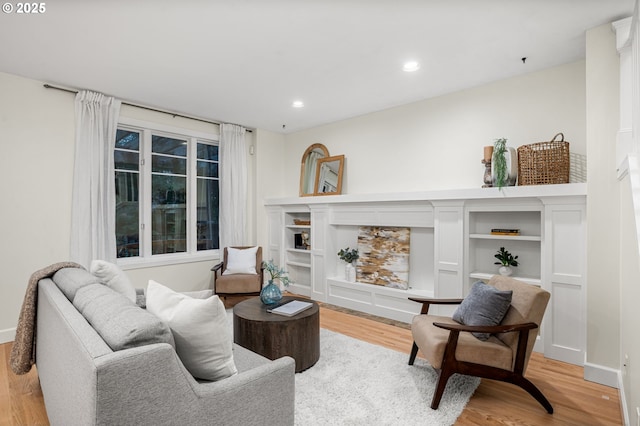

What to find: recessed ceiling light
left=292, top=100, right=304, bottom=108
left=403, top=61, right=420, bottom=72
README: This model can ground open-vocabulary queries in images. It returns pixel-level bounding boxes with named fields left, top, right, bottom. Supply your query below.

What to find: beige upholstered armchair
left=211, top=246, right=264, bottom=297
left=409, top=275, right=553, bottom=413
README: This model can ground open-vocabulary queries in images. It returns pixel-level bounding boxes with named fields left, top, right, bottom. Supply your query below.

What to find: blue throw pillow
left=452, top=281, right=513, bottom=341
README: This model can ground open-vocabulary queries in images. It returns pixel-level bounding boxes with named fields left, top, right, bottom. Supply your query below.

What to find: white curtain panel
left=219, top=123, right=247, bottom=249
left=70, top=90, right=121, bottom=267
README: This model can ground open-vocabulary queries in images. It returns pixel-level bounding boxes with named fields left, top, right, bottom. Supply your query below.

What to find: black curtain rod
left=43, top=83, right=252, bottom=132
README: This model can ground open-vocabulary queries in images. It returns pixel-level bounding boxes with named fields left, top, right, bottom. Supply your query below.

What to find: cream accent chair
left=211, top=246, right=264, bottom=297
left=409, top=275, right=553, bottom=413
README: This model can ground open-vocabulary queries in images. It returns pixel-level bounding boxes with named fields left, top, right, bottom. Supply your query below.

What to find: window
left=114, top=120, right=219, bottom=262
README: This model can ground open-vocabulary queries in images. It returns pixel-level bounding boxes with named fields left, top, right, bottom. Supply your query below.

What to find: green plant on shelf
left=494, top=246, right=519, bottom=267
left=493, top=138, right=508, bottom=190
left=337, top=247, right=359, bottom=263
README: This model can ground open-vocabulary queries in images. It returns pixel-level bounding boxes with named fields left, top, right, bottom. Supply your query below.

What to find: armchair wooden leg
left=408, top=342, right=419, bottom=365
left=430, top=368, right=453, bottom=410
left=514, top=376, right=554, bottom=414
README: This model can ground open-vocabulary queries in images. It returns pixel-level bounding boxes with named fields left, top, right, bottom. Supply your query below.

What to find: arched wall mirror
left=314, top=155, right=344, bottom=196
left=299, top=143, right=329, bottom=197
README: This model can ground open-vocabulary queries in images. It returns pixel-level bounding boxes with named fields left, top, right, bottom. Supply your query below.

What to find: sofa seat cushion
left=146, top=280, right=237, bottom=381
left=53, top=268, right=101, bottom=302
left=214, top=273, right=261, bottom=294
left=411, top=314, right=513, bottom=371
left=73, top=284, right=174, bottom=351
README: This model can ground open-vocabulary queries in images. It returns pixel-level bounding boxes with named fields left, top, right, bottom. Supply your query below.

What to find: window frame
left=116, top=117, right=220, bottom=270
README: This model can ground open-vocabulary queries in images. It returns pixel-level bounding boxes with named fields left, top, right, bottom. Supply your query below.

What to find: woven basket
left=517, top=133, right=570, bottom=185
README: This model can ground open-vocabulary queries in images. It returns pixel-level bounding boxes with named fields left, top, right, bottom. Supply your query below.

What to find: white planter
left=345, top=263, right=356, bottom=282
left=498, top=266, right=513, bottom=276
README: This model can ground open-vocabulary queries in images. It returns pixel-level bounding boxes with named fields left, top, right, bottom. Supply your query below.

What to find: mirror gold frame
left=299, top=143, right=329, bottom=197
left=313, top=155, right=345, bottom=196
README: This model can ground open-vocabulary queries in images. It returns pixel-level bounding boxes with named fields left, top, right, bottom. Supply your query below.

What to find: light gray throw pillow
left=452, top=281, right=513, bottom=341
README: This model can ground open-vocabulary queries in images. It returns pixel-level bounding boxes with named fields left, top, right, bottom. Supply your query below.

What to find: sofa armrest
left=94, top=343, right=295, bottom=426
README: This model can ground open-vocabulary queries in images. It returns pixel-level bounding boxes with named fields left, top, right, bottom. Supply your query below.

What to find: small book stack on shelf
left=490, top=228, right=520, bottom=236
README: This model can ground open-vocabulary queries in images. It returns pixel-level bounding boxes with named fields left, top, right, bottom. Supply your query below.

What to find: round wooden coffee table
left=233, top=296, right=320, bottom=373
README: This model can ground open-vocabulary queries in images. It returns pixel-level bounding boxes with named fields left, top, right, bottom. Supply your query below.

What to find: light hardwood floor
left=0, top=304, right=623, bottom=425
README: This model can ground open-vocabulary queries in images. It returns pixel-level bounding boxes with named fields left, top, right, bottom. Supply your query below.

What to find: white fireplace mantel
left=264, top=183, right=586, bottom=206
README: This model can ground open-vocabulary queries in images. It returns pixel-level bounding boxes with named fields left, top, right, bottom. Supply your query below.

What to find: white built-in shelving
left=265, top=183, right=587, bottom=365
left=282, top=210, right=312, bottom=295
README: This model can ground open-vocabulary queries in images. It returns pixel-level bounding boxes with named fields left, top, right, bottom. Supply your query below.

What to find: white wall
left=281, top=61, right=586, bottom=196
left=254, top=129, right=287, bottom=250
left=0, top=72, right=75, bottom=342
left=0, top=72, right=257, bottom=341
left=585, top=24, right=621, bottom=373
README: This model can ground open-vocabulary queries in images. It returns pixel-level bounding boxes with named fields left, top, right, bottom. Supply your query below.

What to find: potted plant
left=491, top=138, right=517, bottom=189
left=261, top=260, right=290, bottom=305
left=494, top=246, right=519, bottom=276
left=338, top=247, right=359, bottom=282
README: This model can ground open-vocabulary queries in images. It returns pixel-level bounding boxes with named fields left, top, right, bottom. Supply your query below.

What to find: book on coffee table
left=267, top=300, right=313, bottom=317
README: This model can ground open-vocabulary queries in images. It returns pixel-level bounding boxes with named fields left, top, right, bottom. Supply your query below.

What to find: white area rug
left=294, top=328, right=480, bottom=426
left=225, top=309, right=478, bottom=425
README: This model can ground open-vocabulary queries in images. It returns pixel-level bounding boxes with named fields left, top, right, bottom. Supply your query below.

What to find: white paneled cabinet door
left=433, top=202, right=464, bottom=316
left=310, top=205, right=328, bottom=301
left=266, top=206, right=283, bottom=274
left=543, top=200, right=586, bottom=365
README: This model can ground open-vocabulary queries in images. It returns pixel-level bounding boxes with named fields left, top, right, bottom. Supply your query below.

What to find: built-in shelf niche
left=283, top=210, right=312, bottom=292
left=330, top=224, right=435, bottom=294
left=466, top=207, right=542, bottom=287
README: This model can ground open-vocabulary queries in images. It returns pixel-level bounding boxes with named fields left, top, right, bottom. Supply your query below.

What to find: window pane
left=152, top=175, right=186, bottom=254
left=152, top=135, right=187, bottom=156
left=197, top=143, right=218, bottom=161
left=116, top=130, right=139, bottom=150
left=197, top=161, right=218, bottom=178
left=197, top=178, right=219, bottom=251
left=152, top=155, right=187, bottom=175
left=115, top=171, right=139, bottom=258
left=114, top=150, right=139, bottom=171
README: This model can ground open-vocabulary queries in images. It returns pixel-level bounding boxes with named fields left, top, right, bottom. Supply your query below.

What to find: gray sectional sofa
left=35, top=267, right=295, bottom=426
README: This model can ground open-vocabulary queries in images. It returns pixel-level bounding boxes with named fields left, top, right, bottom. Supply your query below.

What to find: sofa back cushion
left=53, top=268, right=101, bottom=302
left=73, top=284, right=173, bottom=351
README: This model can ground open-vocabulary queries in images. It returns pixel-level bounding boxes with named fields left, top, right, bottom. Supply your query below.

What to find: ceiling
left=0, top=0, right=634, bottom=133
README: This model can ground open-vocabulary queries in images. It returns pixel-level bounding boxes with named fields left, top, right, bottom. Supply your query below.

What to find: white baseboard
left=0, top=327, right=16, bottom=344
left=584, top=361, right=620, bottom=388
left=618, top=371, right=630, bottom=426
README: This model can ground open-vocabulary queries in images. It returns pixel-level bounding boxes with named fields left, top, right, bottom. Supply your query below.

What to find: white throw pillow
left=222, top=246, right=259, bottom=275
left=89, top=260, right=137, bottom=303
left=145, top=280, right=237, bottom=381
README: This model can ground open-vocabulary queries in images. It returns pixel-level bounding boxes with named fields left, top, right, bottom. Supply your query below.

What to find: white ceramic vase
left=345, top=263, right=356, bottom=282
left=498, top=266, right=513, bottom=276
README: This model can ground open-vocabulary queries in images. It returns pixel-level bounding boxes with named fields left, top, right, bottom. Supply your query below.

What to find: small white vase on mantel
left=345, top=263, right=356, bottom=282
left=498, top=266, right=513, bottom=276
